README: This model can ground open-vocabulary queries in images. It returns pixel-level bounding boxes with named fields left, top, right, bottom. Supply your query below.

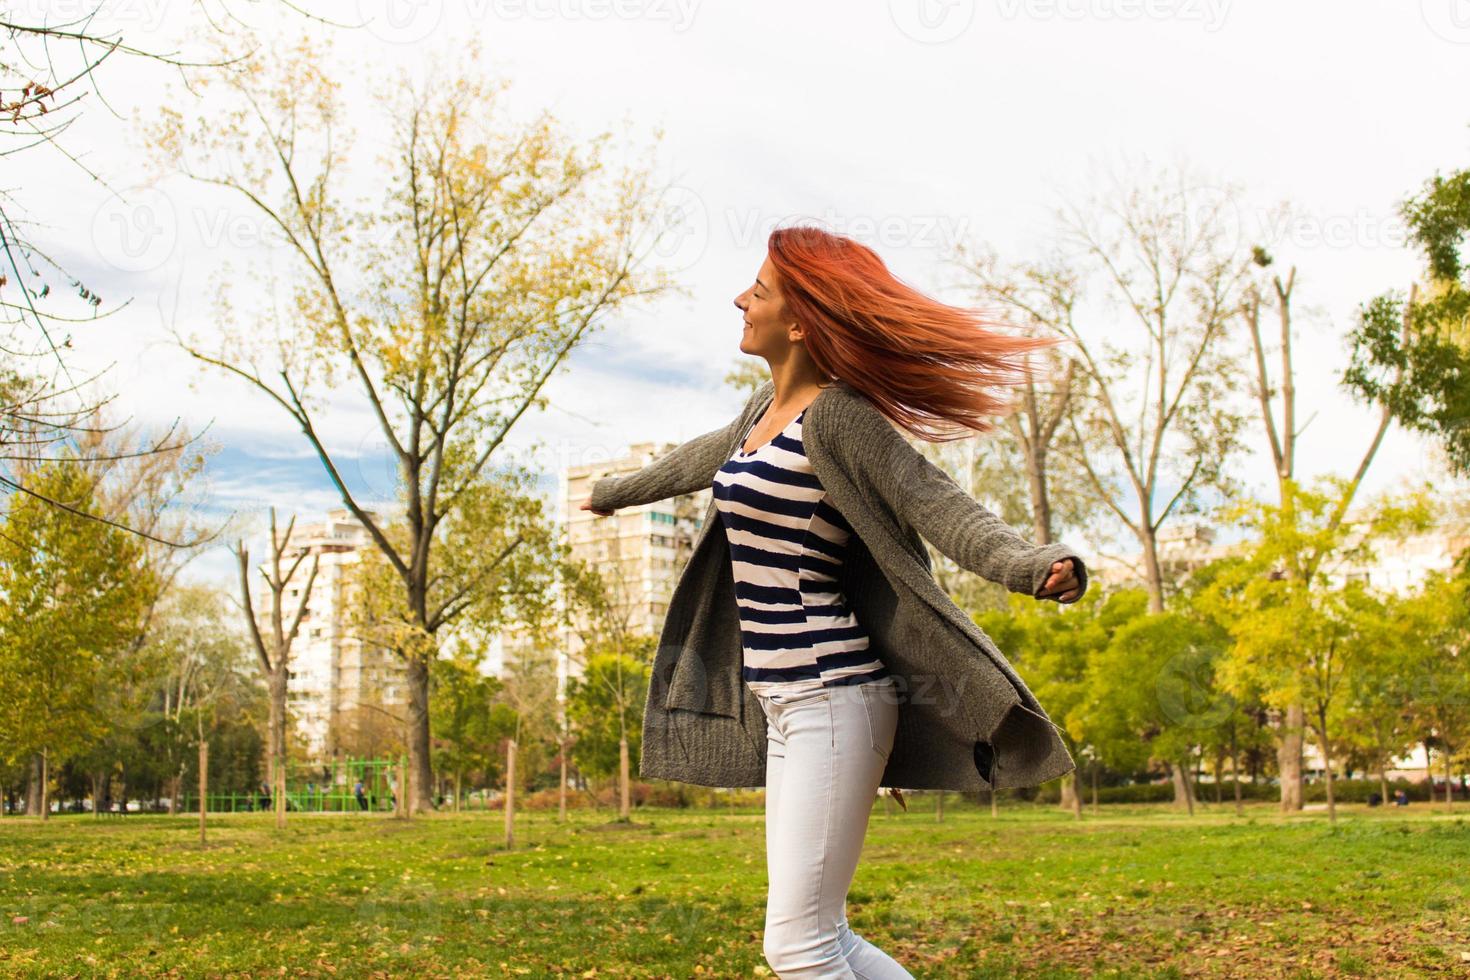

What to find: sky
left=12, top=0, right=1470, bottom=589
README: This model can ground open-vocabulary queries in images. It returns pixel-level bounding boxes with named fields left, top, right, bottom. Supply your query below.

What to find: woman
left=582, top=226, right=1084, bottom=978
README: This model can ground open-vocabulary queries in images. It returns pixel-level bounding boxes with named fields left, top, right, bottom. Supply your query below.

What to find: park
left=3, top=2, right=1470, bottom=978
left=3, top=797, right=1468, bottom=977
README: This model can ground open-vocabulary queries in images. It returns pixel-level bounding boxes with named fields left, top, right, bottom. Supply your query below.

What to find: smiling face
left=733, top=254, right=804, bottom=360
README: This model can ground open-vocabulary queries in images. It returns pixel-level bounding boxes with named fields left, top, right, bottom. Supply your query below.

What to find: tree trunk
left=1071, top=772, right=1082, bottom=820
left=618, top=736, right=630, bottom=821
left=1058, top=774, right=1078, bottom=811
left=270, top=670, right=288, bottom=830
left=1170, top=761, right=1195, bottom=814
left=198, top=738, right=209, bottom=845
left=394, top=757, right=406, bottom=819
left=1231, top=727, right=1244, bottom=817
left=1317, top=710, right=1337, bottom=825
left=1277, top=702, right=1304, bottom=811
left=25, top=753, right=43, bottom=816
left=455, top=770, right=463, bottom=813
left=558, top=735, right=568, bottom=823
left=39, top=748, right=49, bottom=821
left=1446, top=746, right=1455, bottom=810
left=504, top=739, right=517, bottom=850
left=405, top=655, right=435, bottom=813
left=274, top=756, right=287, bottom=829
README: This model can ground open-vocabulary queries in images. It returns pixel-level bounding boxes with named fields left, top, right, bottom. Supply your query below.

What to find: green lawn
left=1, top=799, right=1466, bottom=978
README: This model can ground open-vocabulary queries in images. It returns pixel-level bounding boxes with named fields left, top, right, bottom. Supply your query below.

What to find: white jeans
left=756, top=675, right=914, bottom=979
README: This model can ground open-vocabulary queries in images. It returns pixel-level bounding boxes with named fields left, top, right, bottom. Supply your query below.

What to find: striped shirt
left=712, top=405, right=889, bottom=697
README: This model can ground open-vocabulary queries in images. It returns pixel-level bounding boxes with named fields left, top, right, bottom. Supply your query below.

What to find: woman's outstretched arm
left=587, top=380, right=772, bottom=514
left=838, top=398, right=1088, bottom=602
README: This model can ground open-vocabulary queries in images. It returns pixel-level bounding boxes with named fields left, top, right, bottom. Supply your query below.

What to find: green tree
left=560, top=556, right=659, bottom=822
left=342, top=467, right=564, bottom=814
left=154, top=37, right=678, bottom=811
left=430, top=638, right=505, bottom=810
left=1343, top=166, right=1470, bottom=476
left=1196, top=479, right=1435, bottom=821
left=565, top=647, right=652, bottom=783
left=1395, top=560, right=1470, bottom=808
left=1079, top=590, right=1235, bottom=814
left=140, top=584, right=260, bottom=813
left=0, top=458, right=155, bottom=818
left=1336, top=589, right=1421, bottom=806
left=976, top=587, right=1108, bottom=816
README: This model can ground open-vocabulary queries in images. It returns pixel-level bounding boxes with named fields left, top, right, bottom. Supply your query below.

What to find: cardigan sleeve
left=853, top=409, right=1088, bottom=602
left=587, top=380, right=772, bottom=513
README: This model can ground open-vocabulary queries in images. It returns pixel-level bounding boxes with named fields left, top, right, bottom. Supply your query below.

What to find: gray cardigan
left=589, top=378, right=1088, bottom=792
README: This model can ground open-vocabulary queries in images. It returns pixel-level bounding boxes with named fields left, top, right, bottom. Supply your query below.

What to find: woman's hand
left=580, top=500, right=615, bottom=517
left=1035, top=558, right=1082, bottom=603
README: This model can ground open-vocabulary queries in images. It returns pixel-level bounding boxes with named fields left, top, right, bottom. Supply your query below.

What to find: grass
left=1, top=798, right=1467, bottom=978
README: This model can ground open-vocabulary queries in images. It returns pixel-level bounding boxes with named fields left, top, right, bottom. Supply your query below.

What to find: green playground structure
left=176, top=755, right=427, bottom=814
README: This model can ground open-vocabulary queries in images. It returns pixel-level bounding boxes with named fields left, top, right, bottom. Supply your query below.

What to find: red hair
left=767, top=224, right=1066, bottom=442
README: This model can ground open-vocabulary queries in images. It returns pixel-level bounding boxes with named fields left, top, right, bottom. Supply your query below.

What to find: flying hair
left=767, top=223, right=1067, bottom=442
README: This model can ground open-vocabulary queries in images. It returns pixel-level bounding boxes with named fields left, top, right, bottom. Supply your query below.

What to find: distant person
left=1394, top=788, right=1409, bottom=806
left=354, top=779, right=368, bottom=812
left=1367, top=791, right=1381, bottom=807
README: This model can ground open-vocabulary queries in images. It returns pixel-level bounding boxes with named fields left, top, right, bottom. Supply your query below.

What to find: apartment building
left=555, top=440, right=712, bottom=697
left=249, top=506, right=408, bottom=762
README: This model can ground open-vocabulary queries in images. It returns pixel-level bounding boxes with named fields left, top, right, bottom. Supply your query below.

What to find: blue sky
left=13, top=0, right=1468, bottom=587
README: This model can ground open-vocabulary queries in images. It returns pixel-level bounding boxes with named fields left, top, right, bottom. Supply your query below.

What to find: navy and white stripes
left=713, top=407, right=889, bottom=697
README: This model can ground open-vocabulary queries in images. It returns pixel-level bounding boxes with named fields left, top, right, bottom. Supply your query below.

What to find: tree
left=236, top=508, right=320, bottom=829
left=977, top=585, right=1108, bottom=817
left=429, top=638, right=505, bottom=811
left=1240, top=246, right=1411, bottom=811
left=1337, top=590, right=1423, bottom=808
left=1396, top=558, right=1470, bottom=809
left=560, top=547, right=663, bottom=822
left=136, top=584, right=260, bottom=815
left=1343, top=165, right=1470, bottom=477
left=1021, top=157, right=1253, bottom=612
left=341, top=464, right=563, bottom=814
left=0, top=457, right=154, bottom=817
left=154, top=38, right=680, bottom=810
left=952, top=245, right=1093, bottom=552
left=61, top=414, right=223, bottom=814
left=495, top=629, right=561, bottom=848
left=1196, top=480, right=1435, bottom=820
left=0, top=3, right=294, bottom=526
left=1079, top=589, right=1235, bottom=812
left=565, top=646, right=653, bottom=810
